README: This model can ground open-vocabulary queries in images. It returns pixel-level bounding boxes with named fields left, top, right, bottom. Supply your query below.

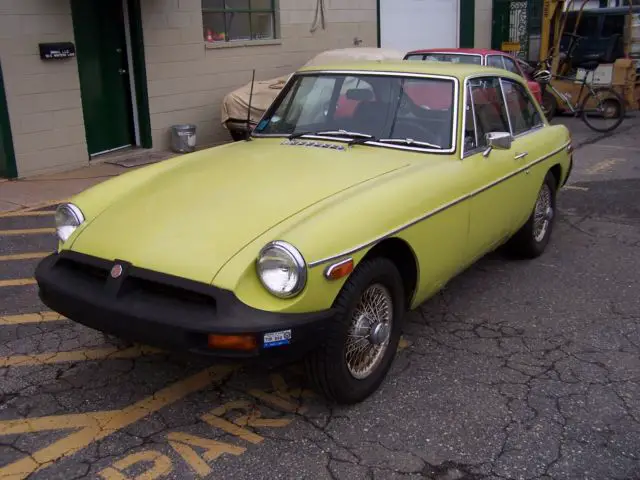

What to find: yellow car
left=36, top=61, right=573, bottom=405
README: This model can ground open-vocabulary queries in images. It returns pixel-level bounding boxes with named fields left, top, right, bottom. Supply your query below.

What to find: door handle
left=514, top=152, right=528, bottom=160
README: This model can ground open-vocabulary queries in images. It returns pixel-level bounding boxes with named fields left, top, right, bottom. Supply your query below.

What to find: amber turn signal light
left=325, top=258, right=354, bottom=280
left=208, top=334, right=257, bottom=351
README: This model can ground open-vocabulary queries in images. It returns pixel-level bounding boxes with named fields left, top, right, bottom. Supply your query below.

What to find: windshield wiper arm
left=347, top=136, right=378, bottom=147
left=288, top=129, right=373, bottom=140
left=378, top=138, right=443, bottom=149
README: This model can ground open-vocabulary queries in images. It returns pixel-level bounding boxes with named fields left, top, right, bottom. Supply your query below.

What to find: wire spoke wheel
left=345, top=283, right=394, bottom=380
left=533, top=183, right=553, bottom=243
left=581, top=88, right=625, bottom=132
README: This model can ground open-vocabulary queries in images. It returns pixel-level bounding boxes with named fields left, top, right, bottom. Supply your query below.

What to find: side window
left=602, top=15, right=626, bottom=38
left=500, top=79, right=543, bottom=135
left=576, top=15, right=598, bottom=37
left=502, top=57, right=521, bottom=76
left=464, top=77, right=510, bottom=153
left=487, top=55, right=505, bottom=69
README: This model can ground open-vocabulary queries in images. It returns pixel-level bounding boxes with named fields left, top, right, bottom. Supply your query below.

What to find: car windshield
left=254, top=73, right=456, bottom=151
left=406, top=53, right=482, bottom=65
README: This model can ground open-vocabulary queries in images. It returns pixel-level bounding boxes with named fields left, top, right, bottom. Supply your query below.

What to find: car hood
left=69, top=140, right=410, bottom=284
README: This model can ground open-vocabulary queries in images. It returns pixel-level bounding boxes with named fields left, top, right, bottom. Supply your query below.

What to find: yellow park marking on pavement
left=0, top=278, right=37, bottom=288
left=0, top=311, right=65, bottom=326
left=0, top=365, right=238, bottom=480
left=167, top=432, right=246, bottom=477
left=0, top=199, right=67, bottom=218
left=586, top=158, right=625, bottom=175
left=0, top=345, right=164, bottom=368
left=595, top=144, right=640, bottom=152
left=98, top=450, right=174, bottom=480
left=0, top=228, right=55, bottom=236
left=0, top=252, right=49, bottom=262
left=0, top=210, right=54, bottom=218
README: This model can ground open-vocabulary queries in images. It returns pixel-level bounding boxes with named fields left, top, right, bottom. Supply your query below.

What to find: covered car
left=221, top=47, right=404, bottom=140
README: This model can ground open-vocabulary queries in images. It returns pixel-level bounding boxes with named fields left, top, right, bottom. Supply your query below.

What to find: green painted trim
left=128, top=0, right=152, bottom=149
left=376, top=0, right=381, bottom=47
left=459, top=0, right=475, bottom=48
left=0, top=60, right=18, bottom=179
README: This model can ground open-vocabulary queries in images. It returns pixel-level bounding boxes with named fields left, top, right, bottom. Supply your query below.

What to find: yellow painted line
left=98, top=450, right=174, bottom=480
left=0, top=211, right=54, bottom=218
left=0, top=278, right=37, bottom=287
left=0, top=198, right=67, bottom=218
left=0, top=365, right=238, bottom=479
left=0, top=311, right=64, bottom=325
left=595, top=144, right=640, bottom=152
left=586, top=158, right=625, bottom=175
left=0, top=345, right=164, bottom=367
left=0, top=228, right=55, bottom=236
left=0, top=251, right=49, bottom=261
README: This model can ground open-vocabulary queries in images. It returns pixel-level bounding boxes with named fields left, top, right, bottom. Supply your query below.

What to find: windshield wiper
left=288, top=129, right=373, bottom=141
left=347, top=136, right=378, bottom=147
left=378, top=138, right=443, bottom=149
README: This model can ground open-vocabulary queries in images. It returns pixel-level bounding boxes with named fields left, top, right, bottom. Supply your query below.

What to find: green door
left=0, top=59, right=17, bottom=178
left=491, top=0, right=511, bottom=51
left=71, top=0, right=135, bottom=156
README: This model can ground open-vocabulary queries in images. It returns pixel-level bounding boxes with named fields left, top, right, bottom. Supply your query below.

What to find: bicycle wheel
left=580, top=87, right=625, bottom=133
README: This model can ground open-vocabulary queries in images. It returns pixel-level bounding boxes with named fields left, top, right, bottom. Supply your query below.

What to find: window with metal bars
left=202, top=0, right=277, bottom=43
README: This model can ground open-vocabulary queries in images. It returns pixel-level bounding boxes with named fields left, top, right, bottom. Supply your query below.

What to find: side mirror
left=483, top=131, right=513, bottom=157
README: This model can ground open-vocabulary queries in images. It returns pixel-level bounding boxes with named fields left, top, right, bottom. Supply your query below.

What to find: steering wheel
left=390, top=119, right=441, bottom=145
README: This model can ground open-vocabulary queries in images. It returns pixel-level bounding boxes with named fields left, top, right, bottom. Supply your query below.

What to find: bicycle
left=533, top=33, right=626, bottom=133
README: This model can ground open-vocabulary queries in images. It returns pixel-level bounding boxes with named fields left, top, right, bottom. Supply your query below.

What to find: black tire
left=580, top=87, right=625, bottom=133
left=304, top=258, right=405, bottom=404
left=541, top=90, right=557, bottom=121
left=506, top=171, right=558, bottom=259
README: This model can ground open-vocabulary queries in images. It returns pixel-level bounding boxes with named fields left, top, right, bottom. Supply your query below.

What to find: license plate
left=263, top=330, right=292, bottom=349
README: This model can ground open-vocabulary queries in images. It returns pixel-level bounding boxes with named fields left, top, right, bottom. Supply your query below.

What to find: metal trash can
left=170, top=124, right=197, bottom=153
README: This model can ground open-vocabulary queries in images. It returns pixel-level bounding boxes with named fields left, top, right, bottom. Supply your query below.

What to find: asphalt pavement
left=1, top=115, right=639, bottom=480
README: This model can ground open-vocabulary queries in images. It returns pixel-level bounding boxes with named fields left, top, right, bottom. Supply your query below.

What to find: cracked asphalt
left=1, top=115, right=639, bottom=480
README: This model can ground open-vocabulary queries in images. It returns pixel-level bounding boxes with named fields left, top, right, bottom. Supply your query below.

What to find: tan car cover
left=221, top=48, right=405, bottom=129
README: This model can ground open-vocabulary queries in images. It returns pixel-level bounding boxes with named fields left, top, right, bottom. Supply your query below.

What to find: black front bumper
left=35, top=251, right=334, bottom=360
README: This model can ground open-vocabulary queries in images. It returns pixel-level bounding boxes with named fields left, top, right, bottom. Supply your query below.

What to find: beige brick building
left=0, top=0, right=492, bottom=179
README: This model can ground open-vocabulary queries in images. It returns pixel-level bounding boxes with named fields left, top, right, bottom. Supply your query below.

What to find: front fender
left=60, top=156, right=191, bottom=250
left=212, top=159, right=464, bottom=313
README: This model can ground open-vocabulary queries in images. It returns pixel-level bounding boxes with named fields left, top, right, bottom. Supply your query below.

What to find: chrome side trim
left=308, top=140, right=570, bottom=268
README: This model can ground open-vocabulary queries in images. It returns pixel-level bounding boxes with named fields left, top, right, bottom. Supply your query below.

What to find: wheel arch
left=548, top=163, right=562, bottom=189
left=359, top=237, right=419, bottom=310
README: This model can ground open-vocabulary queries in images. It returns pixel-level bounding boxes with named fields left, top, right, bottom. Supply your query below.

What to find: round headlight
left=55, top=203, right=84, bottom=242
left=256, top=241, right=307, bottom=298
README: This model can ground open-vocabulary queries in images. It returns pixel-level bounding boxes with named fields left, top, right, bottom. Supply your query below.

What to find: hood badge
left=110, top=264, right=123, bottom=279
left=281, top=139, right=345, bottom=151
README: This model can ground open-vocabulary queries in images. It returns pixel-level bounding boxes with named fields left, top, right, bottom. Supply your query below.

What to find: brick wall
left=0, top=0, right=88, bottom=177
left=142, top=0, right=378, bottom=149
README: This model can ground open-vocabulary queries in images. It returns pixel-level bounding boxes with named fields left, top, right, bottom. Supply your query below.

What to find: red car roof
left=406, top=48, right=508, bottom=56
